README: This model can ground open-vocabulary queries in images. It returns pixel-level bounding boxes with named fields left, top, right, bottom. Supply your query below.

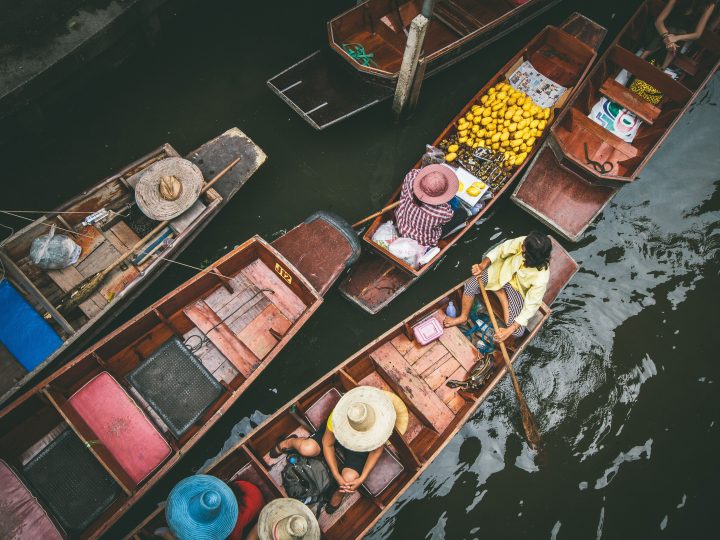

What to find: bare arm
left=655, top=0, right=677, bottom=36
left=341, top=446, right=384, bottom=493
left=322, top=429, right=343, bottom=484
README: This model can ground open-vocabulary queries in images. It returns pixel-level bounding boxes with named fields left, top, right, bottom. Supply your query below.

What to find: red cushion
left=228, top=480, right=265, bottom=540
left=0, top=459, right=63, bottom=539
left=67, top=372, right=171, bottom=485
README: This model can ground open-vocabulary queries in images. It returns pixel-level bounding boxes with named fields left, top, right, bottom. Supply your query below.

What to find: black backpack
left=281, top=454, right=334, bottom=505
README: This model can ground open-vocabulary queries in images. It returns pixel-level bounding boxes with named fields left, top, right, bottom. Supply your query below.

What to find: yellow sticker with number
left=275, top=262, right=292, bottom=285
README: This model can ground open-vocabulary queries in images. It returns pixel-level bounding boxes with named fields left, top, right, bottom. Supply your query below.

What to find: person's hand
left=664, top=34, right=679, bottom=51
left=340, top=477, right=364, bottom=493
left=471, top=259, right=489, bottom=276
left=494, top=324, right=518, bottom=343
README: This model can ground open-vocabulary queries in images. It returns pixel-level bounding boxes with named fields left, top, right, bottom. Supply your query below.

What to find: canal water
left=2, top=0, right=719, bottom=538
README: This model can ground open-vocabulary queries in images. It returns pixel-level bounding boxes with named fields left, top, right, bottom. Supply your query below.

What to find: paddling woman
left=444, top=232, right=551, bottom=342
left=642, top=0, right=717, bottom=68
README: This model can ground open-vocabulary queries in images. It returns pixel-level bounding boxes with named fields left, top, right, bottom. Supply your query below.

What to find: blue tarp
left=0, top=279, right=63, bottom=371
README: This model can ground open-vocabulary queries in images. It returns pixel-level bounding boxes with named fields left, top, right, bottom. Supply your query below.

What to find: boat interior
left=0, top=238, right=318, bottom=538
left=328, top=0, right=543, bottom=76
left=552, top=0, right=720, bottom=181
left=130, top=238, right=577, bottom=540
left=0, top=144, right=223, bottom=404
left=360, top=26, right=595, bottom=278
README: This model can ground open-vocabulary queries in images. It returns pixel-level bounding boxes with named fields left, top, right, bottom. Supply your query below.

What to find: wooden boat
left=0, top=211, right=360, bottom=539
left=127, top=237, right=577, bottom=540
left=267, top=0, right=564, bottom=130
left=338, top=13, right=605, bottom=314
left=511, top=0, right=720, bottom=241
left=0, top=128, right=266, bottom=407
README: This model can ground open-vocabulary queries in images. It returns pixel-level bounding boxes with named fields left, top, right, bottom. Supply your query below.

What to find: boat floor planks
left=339, top=13, right=604, bottom=313
left=511, top=0, right=720, bottom=241
left=0, top=128, right=267, bottom=407
left=126, top=238, right=579, bottom=540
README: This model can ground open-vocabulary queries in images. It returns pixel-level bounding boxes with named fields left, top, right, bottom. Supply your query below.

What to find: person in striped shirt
left=394, top=165, right=464, bottom=247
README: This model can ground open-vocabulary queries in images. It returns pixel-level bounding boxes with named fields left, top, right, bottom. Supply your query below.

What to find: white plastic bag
left=372, top=220, right=398, bottom=249
left=29, top=225, right=81, bottom=270
left=588, top=97, right=642, bottom=143
left=389, top=237, right=425, bottom=269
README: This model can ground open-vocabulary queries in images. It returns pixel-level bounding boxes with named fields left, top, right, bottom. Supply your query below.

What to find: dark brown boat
left=0, top=212, right=360, bottom=539
left=267, top=0, right=564, bottom=130
left=0, top=128, right=266, bottom=407
left=338, top=13, right=605, bottom=314
left=511, top=0, right=720, bottom=241
left=127, top=237, right=577, bottom=540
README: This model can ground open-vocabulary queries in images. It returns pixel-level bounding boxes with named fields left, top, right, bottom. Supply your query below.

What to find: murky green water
left=2, top=0, right=719, bottom=538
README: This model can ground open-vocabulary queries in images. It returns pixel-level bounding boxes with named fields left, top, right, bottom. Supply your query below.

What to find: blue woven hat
left=166, top=475, right=238, bottom=540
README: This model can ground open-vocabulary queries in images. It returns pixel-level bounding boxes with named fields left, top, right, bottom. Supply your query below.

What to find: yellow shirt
left=484, top=236, right=549, bottom=327
left=327, top=412, right=334, bottom=432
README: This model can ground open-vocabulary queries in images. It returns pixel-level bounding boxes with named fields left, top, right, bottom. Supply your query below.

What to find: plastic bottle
left=445, top=301, right=457, bottom=318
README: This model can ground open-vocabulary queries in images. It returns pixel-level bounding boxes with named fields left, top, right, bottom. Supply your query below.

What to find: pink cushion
left=304, top=388, right=342, bottom=430
left=67, top=372, right=171, bottom=485
left=0, top=460, right=63, bottom=539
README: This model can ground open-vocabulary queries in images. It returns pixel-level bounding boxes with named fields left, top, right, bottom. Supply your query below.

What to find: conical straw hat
left=135, top=157, right=204, bottom=220
left=257, top=498, right=320, bottom=540
left=332, top=386, right=396, bottom=452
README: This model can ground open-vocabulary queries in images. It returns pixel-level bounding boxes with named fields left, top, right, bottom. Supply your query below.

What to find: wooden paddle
left=477, top=277, right=542, bottom=449
left=55, top=157, right=241, bottom=315
left=352, top=200, right=401, bottom=228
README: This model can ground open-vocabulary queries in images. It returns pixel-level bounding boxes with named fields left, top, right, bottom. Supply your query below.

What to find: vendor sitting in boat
left=271, top=386, right=403, bottom=513
left=395, top=164, right=465, bottom=247
left=444, top=232, right=551, bottom=342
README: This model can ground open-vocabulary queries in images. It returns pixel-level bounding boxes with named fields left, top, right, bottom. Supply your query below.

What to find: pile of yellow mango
left=445, top=81, right=551, bottom=168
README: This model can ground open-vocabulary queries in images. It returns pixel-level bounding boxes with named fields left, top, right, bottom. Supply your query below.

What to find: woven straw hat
left=165, top=475, right=238, bottom=540
left=257, top=498, right=320, bottom=540
left=332, top=386, right=396, bottom=452
left=383, top=391, right=408, bottom=435
left=135, top=157, right=204, bottom=220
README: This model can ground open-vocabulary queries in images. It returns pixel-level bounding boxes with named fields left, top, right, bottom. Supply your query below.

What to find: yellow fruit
left=480, top=95, right=488, bottom=104
left=465, top=113, right=474, bottom=121
left=466, top=137, right=475, bottom=147
left=530, top=119, right=539, bottom=129
left=513, top=114, right=523, bottom=123
left=448, top=144, right=459, bottom=153
left=520, top=143, right=528, bottom=152
left=488, top=88, right=496, bottom=95
left=491, top=111, right=498, bottom=118
left=517, top=97, right=525, bottom=106
left=496, top=92, right=507, bottom=101
left=527, top=136, right=536, bottom=147
left=473, top=142, right=481, bottom=148
left=492, top=103, right=503, bottom=112
left=503, top=119, right=510, bottom=127
left=470, top=125, right=479, bottom=133
left=514, top=131, right=524, bottom=140
left=458, top=129, right=468, bottom=137
left=491, top=143, right=500, bottom=150
left=508, top=122, right=517, bottom=132
left=543, top=108, right=550, bottom=120
left=476, top=128, right=486, bottom=138
left=522, top=110, right=532, bottom=118
left=500, top=140, right=510, bottom=148
left=504, top=110, right=514, bottom=120
left=458, top=136, right=467, bottom=143
left=538, top=120, right=547, bottom=130
left=445, top=152, right=457, bottom=162
left=471, top=104, right=481, bottom=111
left=515, top=152, right=528, bottom=165
left=483, top=108, right=492, bottom=117
left=481, top=116, right=491, bottom=126
left=485, top=138, right=492, bottom=146
left=530, top=105, right=539, bottom=116
left=489, top=123, right=497, bottom=132
left=508, top=97, right=517, bottom=106
left=466, top=186, right=481, bottom=197
left=500, top=131, right=509, bottom=141
left=510, top=139, right=522, bottom=148
left=491, top=132, right=501, bottom=142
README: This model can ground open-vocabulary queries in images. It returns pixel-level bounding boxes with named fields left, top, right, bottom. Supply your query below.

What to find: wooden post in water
left=392, top=13, right=430, bottom=118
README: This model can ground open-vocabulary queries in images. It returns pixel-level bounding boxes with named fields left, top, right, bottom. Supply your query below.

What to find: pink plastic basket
left=412, top=317, right=444, bottom=345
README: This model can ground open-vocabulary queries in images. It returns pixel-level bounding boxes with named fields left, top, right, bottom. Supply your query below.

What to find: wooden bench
left=599, top=78, right=660, bottom=125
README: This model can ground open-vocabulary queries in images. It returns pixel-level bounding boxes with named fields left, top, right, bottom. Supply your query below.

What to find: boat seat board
left=0, top=459, right=64, bottom=540
left=512, top=145, right=618, bottom=241
left=0, top=279, right=63, bottom=371
left=599, top=78, right=660, bottom=125
left=370, top=342, right=455, bottom=433
left=301, top=386, right=406, bottom=496
left=21, top=428, right=121, bottom=533
left=127, top=337, right=223, bottom=439
left=236, top=304, right=291, bottom=359
left=240, top=260, right=307, bottom=322
left=66, top=372, right=172, bottom=485
left=267, top=49, right=393, bottom=130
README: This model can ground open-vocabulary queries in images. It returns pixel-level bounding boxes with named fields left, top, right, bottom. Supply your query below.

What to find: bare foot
left=444, top=315, right=467, bottom=328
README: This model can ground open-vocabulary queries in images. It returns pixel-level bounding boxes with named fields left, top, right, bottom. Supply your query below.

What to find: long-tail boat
left=126, top=237, right=577, bottom=540
left=0, top=128, right=266, bottom=407
left=0, top=212, right=360, bottom=539
left=511, top=0, right=720, bottom=241
left=267, top=0, right=564, bottom=130
left=338, top=13, right=605, bottom=314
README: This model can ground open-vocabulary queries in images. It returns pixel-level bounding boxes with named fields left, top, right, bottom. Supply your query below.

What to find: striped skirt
left=463, top=270, right=525, bottom=337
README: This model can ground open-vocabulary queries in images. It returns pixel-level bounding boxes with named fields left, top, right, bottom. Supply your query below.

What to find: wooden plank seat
left=66, top=372, right=172, bottom=485
left=302, top=387, right=405, bottom=497
left=0, top=459, right=64, bottom=539
left=599, top=78, right=660, bottom=125
left=127, top=337, right=223, bottom=439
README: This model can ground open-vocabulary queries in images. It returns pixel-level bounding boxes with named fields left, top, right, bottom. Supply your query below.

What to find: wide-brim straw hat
left=257, top=498, right=321, bottom=540
left=135, top=157, right=204, bottom=221
left=412, top=164, right=459, bottom=205
left=166, top=474, right=238, bottom=540
left=383, top=391, right=409, bottom=435
left=332, top=386, right=397, bottom=452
